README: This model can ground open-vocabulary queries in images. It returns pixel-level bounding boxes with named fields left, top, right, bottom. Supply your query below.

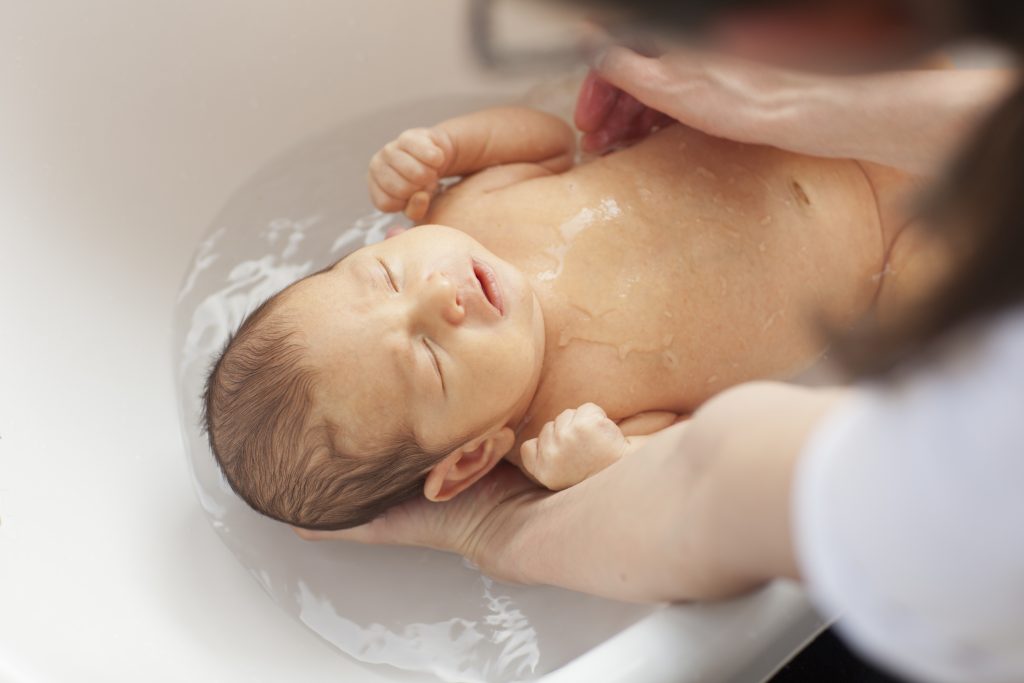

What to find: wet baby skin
left=291, top=105, right=919, bottom=495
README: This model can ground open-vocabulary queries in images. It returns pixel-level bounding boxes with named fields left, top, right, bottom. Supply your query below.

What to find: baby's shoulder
left=425, top=162, right=569, bottom=223
left=453, top=162, right=566, bottom=196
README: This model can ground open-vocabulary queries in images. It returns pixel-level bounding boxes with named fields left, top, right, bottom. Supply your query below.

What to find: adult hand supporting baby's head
left=292, top=464, right=543, bottom=581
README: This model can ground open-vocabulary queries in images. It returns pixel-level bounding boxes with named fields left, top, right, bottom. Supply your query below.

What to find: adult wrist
left=761, top=71, right=856, bottom=162
left=467, top=489, right=547, bottom=585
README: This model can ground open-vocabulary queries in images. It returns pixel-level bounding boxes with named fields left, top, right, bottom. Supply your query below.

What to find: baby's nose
left=421, top=272, right=465, bottom=326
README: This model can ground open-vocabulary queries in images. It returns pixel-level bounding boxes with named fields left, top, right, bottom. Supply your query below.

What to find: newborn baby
left=205, top=104, right=924, bottom=530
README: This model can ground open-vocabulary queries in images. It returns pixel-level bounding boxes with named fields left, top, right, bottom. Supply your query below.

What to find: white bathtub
left=0, top=2, right=826, bottom=681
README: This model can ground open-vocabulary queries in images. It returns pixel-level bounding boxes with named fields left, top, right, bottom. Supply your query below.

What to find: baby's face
left=286, top=225, right=545, bottom=457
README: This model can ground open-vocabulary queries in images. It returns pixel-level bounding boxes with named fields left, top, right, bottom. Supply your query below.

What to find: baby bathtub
left=1, top=1, right=827, bottom=681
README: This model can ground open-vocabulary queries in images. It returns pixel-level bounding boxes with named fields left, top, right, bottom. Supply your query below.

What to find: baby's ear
left=423, top=427, right=515, bottom=502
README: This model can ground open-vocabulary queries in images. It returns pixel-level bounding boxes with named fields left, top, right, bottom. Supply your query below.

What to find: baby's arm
left=433, top=106, right=577, bottom=176
left=874, top=219, right=956, bottom=327
left=369, top=107, right=576, bottom=220
left=520, top=404, right=680, bottom=491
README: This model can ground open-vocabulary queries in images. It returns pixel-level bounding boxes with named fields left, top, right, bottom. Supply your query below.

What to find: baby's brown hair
left=202, top=287, right=449, bottom=530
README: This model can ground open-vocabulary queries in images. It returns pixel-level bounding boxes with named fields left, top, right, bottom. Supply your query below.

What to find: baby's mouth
left=472, top=259, right=505, bottom=317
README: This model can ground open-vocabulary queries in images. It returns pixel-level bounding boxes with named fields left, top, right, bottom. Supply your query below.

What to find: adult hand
left=578, top=45, right=1014, bottom=174
left=575, top=68, right=673, bottom=154
left=295, top=384, right=846, bottom=603
left=293, top=463, right=543, bottom=582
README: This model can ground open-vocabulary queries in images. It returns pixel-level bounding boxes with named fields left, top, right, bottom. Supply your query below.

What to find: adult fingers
left=593, top=46, right=677, bottom=116
left=575, top=69, right=620, bottom=133
left=291, top=522, right=383, bottom=544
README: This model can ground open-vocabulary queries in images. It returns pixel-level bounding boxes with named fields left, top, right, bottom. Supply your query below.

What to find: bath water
left=173, top=87, right=660, bottom=683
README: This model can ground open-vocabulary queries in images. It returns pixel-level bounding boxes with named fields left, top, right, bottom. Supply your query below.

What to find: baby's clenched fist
left=368, top=127, right=452, bottom=221
left=520, top=403, right=629, bottom=491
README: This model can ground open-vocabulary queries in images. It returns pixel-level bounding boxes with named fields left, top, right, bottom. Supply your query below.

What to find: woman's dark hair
left=562, top=0, right=1024, bottom=376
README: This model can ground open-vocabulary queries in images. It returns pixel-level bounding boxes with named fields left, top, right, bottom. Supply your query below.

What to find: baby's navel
left=790, top=180, right=812, bottom=207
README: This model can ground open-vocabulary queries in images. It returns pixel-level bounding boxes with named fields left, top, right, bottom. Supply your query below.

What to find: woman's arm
left=298, top=383, right=847, bottom=603
left=580, top=47, right=1015, bottom=175
left=490, top=383, right=846, bottom=602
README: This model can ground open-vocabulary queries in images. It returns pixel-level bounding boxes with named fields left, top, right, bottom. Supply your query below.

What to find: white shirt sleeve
left=794, top=307, right=1024, bottom=683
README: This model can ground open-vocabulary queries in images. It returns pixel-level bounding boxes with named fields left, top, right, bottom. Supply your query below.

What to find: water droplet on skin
left=599, top=198, right=622, bottom=218
left=762, top=309, right=783, bottom=332
left=706, top=375, right=719, bottom=385
left=761, top=215, right=774, bottom=225
left=871, top=263, right=892, bottom=283
left=694, top=166, right=717, bottom=181
left=662, top=334, right=674, bottom=346
left=538, top=201, right=622, bottom=283
left=662, top=350, right=679, bottom=367
left=758, top=242, right=767, bottom=253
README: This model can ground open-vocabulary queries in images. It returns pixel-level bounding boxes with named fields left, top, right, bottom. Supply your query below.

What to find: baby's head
left=203, top=225, right=545, bottom=530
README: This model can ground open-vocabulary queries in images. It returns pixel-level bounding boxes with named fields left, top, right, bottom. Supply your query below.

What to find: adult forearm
left=805, top=69, right=1015, bottom=174
left=480, top=383, right=848, bottom=603
left=486, top=421, right=704, bottom=602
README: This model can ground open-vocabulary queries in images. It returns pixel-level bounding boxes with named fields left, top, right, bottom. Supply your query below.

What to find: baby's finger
left=369, top=176, right=405, bottom=213
left=520, top=438, right=539, bottom=469
left=539, top=420, right=556, bottom=448
left=405, top=191, right=431, bottom=221
left=577, top=402, right=608, bottom=421
left=554, top=408, right=576, bottom=434
left=370, top=154, right=417, bottom=199
left=384, top=143, right=439, bottom=187
left=397, top=129, right=447, bottom=169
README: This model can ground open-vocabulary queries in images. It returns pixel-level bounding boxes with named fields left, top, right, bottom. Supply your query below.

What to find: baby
left=204, top=102, right=927, bottom=531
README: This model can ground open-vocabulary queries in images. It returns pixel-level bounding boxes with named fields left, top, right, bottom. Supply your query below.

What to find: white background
left=0, top=2, right=534, bottom=680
